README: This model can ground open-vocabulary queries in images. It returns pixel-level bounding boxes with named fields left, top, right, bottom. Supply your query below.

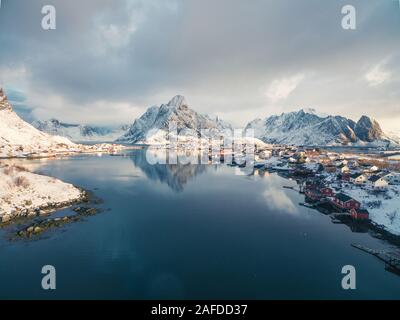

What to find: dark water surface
left=0, top=149, right=399, bottom=299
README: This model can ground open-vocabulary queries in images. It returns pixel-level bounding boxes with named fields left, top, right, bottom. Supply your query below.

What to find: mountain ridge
left=3, top=87, right=397, bottom=148
left=32, top=118, right=129, bottom=142
left=246, top=109, right=397, bottom=147
left=117, top=95, right=233, bottom=144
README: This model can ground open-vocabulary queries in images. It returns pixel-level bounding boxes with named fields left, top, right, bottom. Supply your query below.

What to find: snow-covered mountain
left=117, top=95, right=233, bottom=145
left=32, top=119, right=129, bottom=142
left=246, top=108, right=397, bottom=147
left=0, top=88, right=124, bottom=158
left=0, top=88, right=81, bottom=158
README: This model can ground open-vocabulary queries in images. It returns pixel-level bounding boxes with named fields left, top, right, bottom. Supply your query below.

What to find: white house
left=340, top=165, right=350, bottom=173
left=259, top=150, right=272, bottom=159
left=350, top=173, right=367, bottom=185
left=370, top=165, right=379, bottom=172
left=382, top=172, right=400, bottom=185
left=335, top=160, right=348, bottom=167
left=368, top=175, right=389, bottom=190
left=348, top=160, right=360, bottom=169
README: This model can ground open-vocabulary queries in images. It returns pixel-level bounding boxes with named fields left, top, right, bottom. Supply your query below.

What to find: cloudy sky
left=0, top=0, right=399, bottom=131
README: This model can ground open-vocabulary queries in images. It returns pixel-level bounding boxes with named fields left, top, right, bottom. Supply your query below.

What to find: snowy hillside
left=32, top=119, right=129, bottom=142
left=0, top=163, right=84, bottom=223
left=0, top=88, right=124, bottom=158
left=0, top=89, right=81, bottom=157
left=117, top=95, right=233, bottom=145
left=246, top=108, right=397, bottom=147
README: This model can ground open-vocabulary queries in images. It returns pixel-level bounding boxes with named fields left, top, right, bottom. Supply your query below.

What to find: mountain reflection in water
left=130, top=148, right=208, bottom=192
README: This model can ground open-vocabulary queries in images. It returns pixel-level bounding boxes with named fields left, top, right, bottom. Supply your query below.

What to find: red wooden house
left=320, top=187, right=334, bottom=197
left=305, top=186, right=334, bottom=201
left=341, top=173, right=351, bottom=181
left=305, top=188, right=321, bottom=201
left=331, top=193, right=361, bottom=211
left=350, top=208, right=370, bottom=220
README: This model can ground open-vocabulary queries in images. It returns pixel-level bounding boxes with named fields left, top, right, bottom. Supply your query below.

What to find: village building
left=349, top=160, right=359, bottom=168
left=363, top=165, right=381, bottom=174
left=350, top=173, right=367, bottom=185
left=259, top=150, right=272, bottom=159
left=304, top=185, right=334, bottom=202
left=331, top=193, right=361, bottom=211
left=382, top=172, right=400, bottom=185
left=368, top=175, right=389, bottom=190
left=350, top=208, right=370, bottom=220
left=370, top=165, right=379, bottom=172
left=324, top=164, right=337, bottom=173
left=320, top=187, right=334, bottom=197
left=340, top=172, right=351, bottom=181
left=335, top=160, right=345, bottom=167
left=338, top=164, right=350, bottom=173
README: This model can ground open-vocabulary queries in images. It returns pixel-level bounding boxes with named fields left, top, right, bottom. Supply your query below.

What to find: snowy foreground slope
left=246, top=109, right=398, bottom=147
left=32, top=118, right=129, bottom=143
left=117, top=95, right=233, bottom=145
left=0, top=164, right=84, bottom=223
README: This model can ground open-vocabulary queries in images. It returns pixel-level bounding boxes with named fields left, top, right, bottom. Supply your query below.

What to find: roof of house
left=369, top=175, right=382, bottom=183
left=353, top=208, right=369, bottom=214
left=382, top=172, right=399, bottom=177
left=350, top=173, right=364, bottom=179
left=335, top=193, right=355, bottom=203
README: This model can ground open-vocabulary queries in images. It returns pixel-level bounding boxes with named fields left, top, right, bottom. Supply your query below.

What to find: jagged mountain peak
left=276, top=108, right=329, bottom=120
left=117, top=96, right=232, bottom=144
left=357, top=115, right=379, bottom=127
left=355, top=115, right=384, bottom=142
left=167, top=95, right=188, bottom=109
left=0, top=88, right=12, bottom=111
left=299, top=108, right=329, bottom=118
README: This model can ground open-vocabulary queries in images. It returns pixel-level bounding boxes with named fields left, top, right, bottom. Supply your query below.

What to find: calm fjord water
left=0, top=149, right=399, bottom=299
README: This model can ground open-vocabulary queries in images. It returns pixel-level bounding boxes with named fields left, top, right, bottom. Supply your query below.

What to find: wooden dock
left=351, top=244, right=400, bottom=273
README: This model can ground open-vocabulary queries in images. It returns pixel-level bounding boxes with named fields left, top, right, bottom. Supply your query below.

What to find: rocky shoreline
left=0, top=187, right=90, bottom=225
left=14, top=203, right=103, bottom=239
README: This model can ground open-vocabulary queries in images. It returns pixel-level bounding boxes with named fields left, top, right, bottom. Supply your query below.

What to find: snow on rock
left=116, top=95, right=233, bottom=145
left=0, top=88, right=125, bottom=158
left=32, top=118, right=129, bottom=143
left=246, top=109, right=397, bottom=147
left=0, top=163, right=84, bottom=222
left=0, top=92, right=77, bottom=157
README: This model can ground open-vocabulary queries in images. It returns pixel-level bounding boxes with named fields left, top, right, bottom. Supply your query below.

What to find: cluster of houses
left=256, top=145, right=400, bottom=222
left=302, top=180, right=369, bottom=220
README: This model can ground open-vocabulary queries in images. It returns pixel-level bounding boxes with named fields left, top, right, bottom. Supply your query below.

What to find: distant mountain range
left=32, top=119, right=129, bottom=143
left=245, top=108, right=398, bottom=147
left=118, top=97, right=398, bottom=147
left=4, top=87, right=397, bottom=148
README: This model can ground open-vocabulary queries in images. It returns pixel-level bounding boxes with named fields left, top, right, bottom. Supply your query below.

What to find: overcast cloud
left=0, top=0, right=399, bottom=130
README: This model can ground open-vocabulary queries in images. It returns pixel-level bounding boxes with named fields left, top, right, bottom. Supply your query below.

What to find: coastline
left=0, top=145, right=138, bottom=224
left=0, top=164, right=90, bottom=225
